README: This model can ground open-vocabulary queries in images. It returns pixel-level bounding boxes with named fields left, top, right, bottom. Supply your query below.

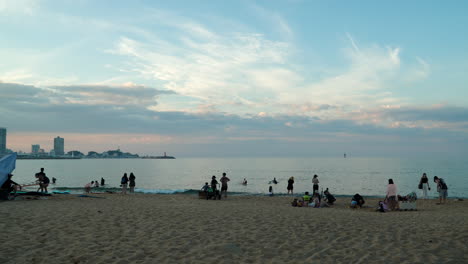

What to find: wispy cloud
left=0, top=0, right=37, bottom=15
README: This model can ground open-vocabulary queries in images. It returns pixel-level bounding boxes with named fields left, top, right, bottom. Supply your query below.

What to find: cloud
left=0, top=0, right=37, bottom=15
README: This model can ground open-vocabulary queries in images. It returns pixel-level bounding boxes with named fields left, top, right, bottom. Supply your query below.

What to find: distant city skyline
left=1, top=1, right=468, bottom=157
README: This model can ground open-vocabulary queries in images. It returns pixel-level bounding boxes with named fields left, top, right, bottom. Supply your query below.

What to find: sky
left=1, top=0, right=468, bottom=157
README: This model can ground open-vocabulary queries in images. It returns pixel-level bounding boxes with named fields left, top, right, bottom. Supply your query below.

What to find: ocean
left=12, top=157, right=468, bottom=198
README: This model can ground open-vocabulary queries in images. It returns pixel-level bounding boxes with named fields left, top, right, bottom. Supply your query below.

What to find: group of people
left=84, top=178, right=106, bottom=193
left=120, top=173, right=136, bottom=194
left=202, top=172, right=230, bottom=198
left=35, top=168, right=50, bottom=193
left=292, top=188, right=337, bottom=208
left=288, top=172, right=450, bottom=211
left=286, top=174, right=320, bottom=195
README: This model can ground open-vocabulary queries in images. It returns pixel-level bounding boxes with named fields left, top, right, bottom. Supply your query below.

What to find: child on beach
left=303, top=192, right=311, bottom=205
left=85, top=181, right=93, bottom=193
left=269, top=185, right=273, bottom=196
left=310, top=193, right=320, bottom=208
left=202, top=182, right=209, bottom=192
left=351, top=194, right=365, bottom=208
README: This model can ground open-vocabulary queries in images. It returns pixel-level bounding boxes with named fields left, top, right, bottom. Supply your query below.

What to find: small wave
left=134, top=188, right=193, bottom=194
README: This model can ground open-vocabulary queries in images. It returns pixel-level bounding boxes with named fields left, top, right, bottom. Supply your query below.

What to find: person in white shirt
left=385, top=179, right=398, bottom=211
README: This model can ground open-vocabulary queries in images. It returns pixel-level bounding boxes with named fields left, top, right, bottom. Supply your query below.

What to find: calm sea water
left=11, top=157, right=468, bottom=198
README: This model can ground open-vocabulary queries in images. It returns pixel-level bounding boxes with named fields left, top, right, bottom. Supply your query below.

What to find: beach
left=1, top=194, right=467, bottom=264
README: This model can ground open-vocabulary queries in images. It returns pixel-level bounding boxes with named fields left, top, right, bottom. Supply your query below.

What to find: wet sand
left=1, top=194, right=467, bottom=264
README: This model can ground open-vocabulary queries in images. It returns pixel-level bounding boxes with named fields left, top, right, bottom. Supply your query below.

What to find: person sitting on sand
left=291, top=198, right=298, bottom=207
left=385, top=179, right=398, bottom=210
left=323, top=188, right=336, bottom=205
left=202, top=182, right=209, bottom=192
left=351, top=193, right=365, bottom=208
left=1, top=174, right=21, bottom=194
left=287, top=177, right=294, bottom=195
left=310, top=193, right=321, bottom=208
left=378, top=200, right=389, bottom=212
left=303, top=192, right=311, bottom=204
left=85, top=181, right=94, bottom=193
left=434, top=176, right=448, bottom=204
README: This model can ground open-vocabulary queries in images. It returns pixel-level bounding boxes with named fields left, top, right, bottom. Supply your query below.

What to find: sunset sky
left=1, top=0, right=467, bottom=157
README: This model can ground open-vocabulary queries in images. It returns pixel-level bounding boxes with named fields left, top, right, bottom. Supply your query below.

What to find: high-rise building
left=54, top=136, right=65, bottom=156
left=32, top=144, right=40, bottom=154
left=0, top=127, right=6, bottom=154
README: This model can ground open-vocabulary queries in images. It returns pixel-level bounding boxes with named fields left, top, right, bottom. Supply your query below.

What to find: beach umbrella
left=0, top=153, right=16, bottom=186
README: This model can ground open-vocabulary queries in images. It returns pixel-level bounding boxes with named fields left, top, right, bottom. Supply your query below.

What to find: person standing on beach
left=129, top=172, right=136, bottom=193
left=220, top=172, right=230, bottom=198
left=35, top=168, right=47, bottom=192
left=101, top=177, right=105, bottom=186
left=121, top=173, right=129, bottom=194
left=287, top=177, right=294, bottom=195
left=419, top=173, right=431, bottom=199
left=434, top=176, right=448, bottom=204
left=385, top=179, right=398, bottom=211
left=312, top=174, right=319, bottom=195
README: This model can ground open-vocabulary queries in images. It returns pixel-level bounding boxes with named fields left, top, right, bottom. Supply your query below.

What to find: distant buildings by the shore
left=17, top=149, right=175, bottom=159
left=0, top=128, right=174, bottom=159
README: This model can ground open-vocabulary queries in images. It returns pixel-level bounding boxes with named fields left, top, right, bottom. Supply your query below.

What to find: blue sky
left=1, top=0, right=467, bottom=157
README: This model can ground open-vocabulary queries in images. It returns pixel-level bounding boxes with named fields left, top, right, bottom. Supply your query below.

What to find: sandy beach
left=1, top=193, right=467, bottom=264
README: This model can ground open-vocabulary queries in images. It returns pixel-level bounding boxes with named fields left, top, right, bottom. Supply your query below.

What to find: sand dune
left=1, top=194, right=466, bottom=264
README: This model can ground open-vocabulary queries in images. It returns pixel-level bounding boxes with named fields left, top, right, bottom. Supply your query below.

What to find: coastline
left=1, top=193, right=467, bottom=264
left=47, top=186, right=468, bottom=199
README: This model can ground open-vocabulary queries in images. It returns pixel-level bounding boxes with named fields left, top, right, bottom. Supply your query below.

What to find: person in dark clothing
left=211, top=175, right=218, bottom=190
left=121, top=173, right=129, bottom=194
left=35, top=168, right=47, bottom=192
left=351, top=193, right=365, bottom=208
left=287, top=177, right=294, bottom=195
left=52, top=177, right=57, bottom=184
left=1, top=174, right=20, bottom=193
left=434, top=176, right=448, bottom=204
left=324, top=188, right=336, bottom=205
left=129, top=172, right=136, bottom=193
left=42, top=174, right=50, bottom=193
left=101, top=177, right=105, bottom=186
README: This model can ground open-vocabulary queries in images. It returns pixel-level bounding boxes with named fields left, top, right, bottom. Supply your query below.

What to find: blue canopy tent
left=0, top=153, right=17, bottom=187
